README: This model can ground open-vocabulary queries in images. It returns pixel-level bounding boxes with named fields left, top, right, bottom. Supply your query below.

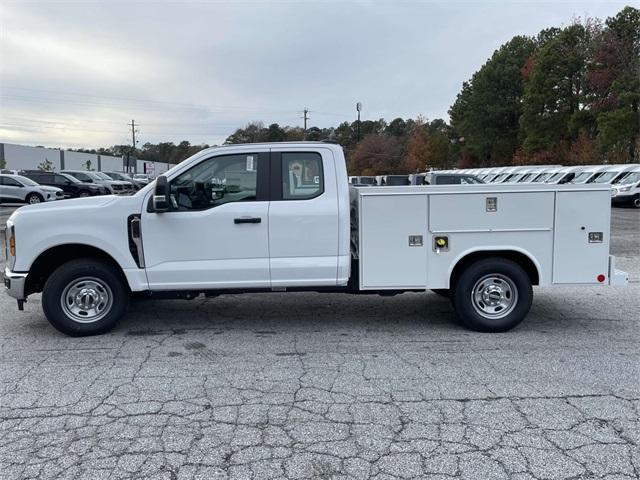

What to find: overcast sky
left=0, top=0, right=631, bottom=149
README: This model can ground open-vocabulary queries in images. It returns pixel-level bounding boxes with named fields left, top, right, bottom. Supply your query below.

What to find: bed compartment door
left=553, top=190, right=610, bottom=284
left=359, top=194, right=428, bottom=289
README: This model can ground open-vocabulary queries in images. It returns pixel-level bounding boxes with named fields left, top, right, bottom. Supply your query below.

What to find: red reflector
left=597, top=274, right=606, bottom=283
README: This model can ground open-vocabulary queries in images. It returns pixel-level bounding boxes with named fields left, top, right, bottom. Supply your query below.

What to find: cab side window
left=169, top=154, right=261, bottom=211
left=53, top=174, right=68, bottom=185
left=2, top=177, right=23, bottom=187
left=282, top=152, right=323, bottom=200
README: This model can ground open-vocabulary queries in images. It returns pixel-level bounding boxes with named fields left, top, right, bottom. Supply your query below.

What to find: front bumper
left=3, top=266, right=27, bottom=301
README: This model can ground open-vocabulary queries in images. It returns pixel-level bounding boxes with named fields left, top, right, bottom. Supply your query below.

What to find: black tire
left=431, top=289, right=451, bottom=298
left=452, top=258, right=532, bottom=332
left=26, top=193, right=43, bottom=204
left=42, top=259, right=129, bottom=336
left=78, top=190, right=91, bottom=198
left=633, top=195, right=640, bottom=209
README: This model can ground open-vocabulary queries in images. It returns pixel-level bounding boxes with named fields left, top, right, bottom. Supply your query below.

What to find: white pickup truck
left=3, top=142, right=628, bottom=336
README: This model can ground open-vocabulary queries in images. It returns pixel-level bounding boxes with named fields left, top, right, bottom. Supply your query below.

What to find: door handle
left=234, top=217, right=262, bottom=224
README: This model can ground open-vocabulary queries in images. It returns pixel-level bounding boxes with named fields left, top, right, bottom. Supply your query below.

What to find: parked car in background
left=132, top=173, right=151, bottom=185
left=409, top=173, right=426, bottom=185
left=349, top=176, right=377, bottom=186
left=421, top=172, right=484, bottom=185
left=611, top=170, right=640, bottom=208
left=20, top=171, right=108, bottom=198
left=589, top=164, right=640, bottom=185
left=515, top=167, right=554, bottom=183
left=104, top=171, right=143, bottom=190
left=61, top=170, right=126, bottom=194
left=483, top=167, right=507, bottom=183
left=92, top=171, right=134, bottom=194
left=0, top=174, right=63, bottom=204
left=528, top=167, right=562, bottom=183
left=569, top=166, right=609, bottom=184
left=542, top=166, right=586, bottom=184
left=379, top=175, right=410, bottom=186
left=499, top=167, right=530, bottom=183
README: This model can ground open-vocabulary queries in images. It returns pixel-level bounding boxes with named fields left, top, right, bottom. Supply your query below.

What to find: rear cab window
left=281, top=152, right=323, bottom=200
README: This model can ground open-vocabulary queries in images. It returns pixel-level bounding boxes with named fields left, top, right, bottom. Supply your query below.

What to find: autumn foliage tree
left=347, top=135, right=403, bottom=175
left=452, top=6, right=639, bottom=167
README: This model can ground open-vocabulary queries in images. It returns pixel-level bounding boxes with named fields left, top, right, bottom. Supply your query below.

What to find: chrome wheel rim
left=471, top=274, right=518, bottom=320
left=29, top=195, right=41, bottom=204
left=61, top=277, right=113, bottom=323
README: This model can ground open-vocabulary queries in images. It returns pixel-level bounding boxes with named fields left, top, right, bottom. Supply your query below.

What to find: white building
left=0, top=142, right=172, bottom=177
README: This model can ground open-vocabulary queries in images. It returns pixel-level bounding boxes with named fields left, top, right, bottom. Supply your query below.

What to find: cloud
left=0, top=0, right=631, bottom=149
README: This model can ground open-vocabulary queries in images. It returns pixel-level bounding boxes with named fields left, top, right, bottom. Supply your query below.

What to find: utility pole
left=303, top=108, right=309, bottom=140
left=356, top=102, right=362, bottom=142
left=129, top=119, right=137, bottom=153
left=128, top=119, right=138, bottom=173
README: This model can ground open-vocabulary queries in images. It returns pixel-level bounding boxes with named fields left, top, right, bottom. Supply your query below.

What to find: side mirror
left=152, top=176, right=170, bottom=212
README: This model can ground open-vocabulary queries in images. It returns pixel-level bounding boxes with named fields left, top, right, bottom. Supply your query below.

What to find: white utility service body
left=353, top=183, right=626, bottom=289
left=3, top=142, right=628, bottom=336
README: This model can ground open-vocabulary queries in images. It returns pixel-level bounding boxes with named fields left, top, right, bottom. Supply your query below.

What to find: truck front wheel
left=42, top=259, right=128, bottom=336
left=452, top=258, right=532, bottom=332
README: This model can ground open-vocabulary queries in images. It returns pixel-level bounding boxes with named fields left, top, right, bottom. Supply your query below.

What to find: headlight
left=619, top=186, right=632, bottom=192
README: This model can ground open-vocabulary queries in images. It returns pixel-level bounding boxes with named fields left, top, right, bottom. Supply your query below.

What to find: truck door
left=268, top=149, right=340, bottom=286
left=141, top=151, right=271, bottom=290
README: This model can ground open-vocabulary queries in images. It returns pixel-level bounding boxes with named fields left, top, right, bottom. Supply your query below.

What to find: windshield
left=615, top=172, right=640, bottom=185
left=590, top=171, right=618, bottom=184
left=61, top=173, right=81, bottom=183
left=15, top=175, right=39, bottom=186
left=504, top=174, right=523, bottom=183
left=133, top=174, right=148, bottom=179
left=531, top=173, right=552, bottom=182
left=570, top=172, right=594, bottom=184
left=545, top=172, right=564, bottom=183
left=461, top=175, right=483, bottom=184
left=518, top=173, right=533, bottom=182
left=93, top=172, right=112, bottom=180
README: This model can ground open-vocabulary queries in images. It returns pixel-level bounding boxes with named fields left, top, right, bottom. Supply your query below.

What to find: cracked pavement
left=0, top=207, right=638, bottom=479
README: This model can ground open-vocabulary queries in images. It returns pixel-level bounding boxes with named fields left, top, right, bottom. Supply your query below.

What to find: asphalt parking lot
left=0, top=205, right=639, bottom=480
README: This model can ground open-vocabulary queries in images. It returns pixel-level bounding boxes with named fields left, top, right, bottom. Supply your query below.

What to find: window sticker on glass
left=246, top=155, right=255, bottom=172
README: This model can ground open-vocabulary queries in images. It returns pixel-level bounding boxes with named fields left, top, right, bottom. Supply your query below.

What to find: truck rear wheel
left=42, top=259, right=128, bottom=336
left=452, top=258, right=532, bottom=332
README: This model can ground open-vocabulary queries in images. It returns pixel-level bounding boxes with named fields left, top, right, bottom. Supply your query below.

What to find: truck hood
left=8, top=194, right=142, bottom=225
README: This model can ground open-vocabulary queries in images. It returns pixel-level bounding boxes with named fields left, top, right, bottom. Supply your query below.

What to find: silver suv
left=0, top=174, right=64, bottom=204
